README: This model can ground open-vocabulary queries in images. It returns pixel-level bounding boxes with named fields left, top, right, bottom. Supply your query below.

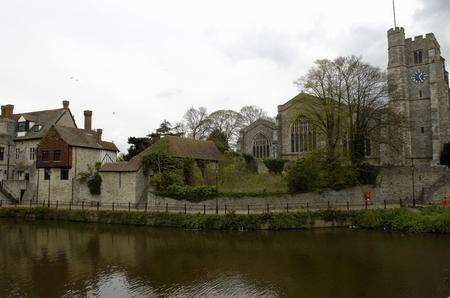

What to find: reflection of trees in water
left=1, top=221, right=450, bottom=297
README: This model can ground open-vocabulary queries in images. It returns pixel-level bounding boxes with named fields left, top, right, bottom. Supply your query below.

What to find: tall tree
left=239, top=105, right=271, bottom=127
left=207, top=109, right=243, bottom=149
left=182, top=107, right=211, bottom=139
left=124, top=120, right=183, bottom=161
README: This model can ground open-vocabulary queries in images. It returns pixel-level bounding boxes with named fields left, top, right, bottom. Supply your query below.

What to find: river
left=0, top=219, right=449, bottom=297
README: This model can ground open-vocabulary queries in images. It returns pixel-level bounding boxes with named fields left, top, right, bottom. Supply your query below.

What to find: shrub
left=285, top=158, right=321, bottom=193
left=242, top=154, right=258, bottom=173
left=155, top=185, right=218, bottom=202
left=150, top=171, right=184, bottom=191
left=356, top=163, right=380, bottom=185
left=87, top=172, right=102, bottom=195
left=263, top=158, right=286, bottom=174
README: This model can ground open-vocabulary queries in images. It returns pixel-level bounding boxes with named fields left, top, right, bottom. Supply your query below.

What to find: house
left=0, top=101, right=118, bottom=202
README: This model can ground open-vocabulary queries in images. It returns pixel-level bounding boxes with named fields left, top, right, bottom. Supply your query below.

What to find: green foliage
left=155, top=185, right=218, bottom=202
left=440, top=143, right=450, bottom=167
left=3, top=206, right=450, bottom=234
left=286, top=150, right=358, bottom=193
left=242, top=154, right=258, bottom=173
left=356, top=163, right=380, bottom=185
left=78, top=162, right=103, bottom=195
left=218, top=153, right=287, bottom=194
left=124, top=120, right=183, bottom=161
left=87, top=173, right=102, bottom=195
left=263, top=158, right=286, bottom=174
left=285, top=158, right=321, bottom=193
left=207, top=128, right=229, bottom=153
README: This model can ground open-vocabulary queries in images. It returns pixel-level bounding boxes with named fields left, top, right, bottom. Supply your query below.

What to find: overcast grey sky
left=0, top=0, right=448, bottom=151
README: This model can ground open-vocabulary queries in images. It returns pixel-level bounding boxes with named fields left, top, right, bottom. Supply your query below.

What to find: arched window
left=252, top=134, right=270, bottom=159
left=291, top=118, right=316, bottom=153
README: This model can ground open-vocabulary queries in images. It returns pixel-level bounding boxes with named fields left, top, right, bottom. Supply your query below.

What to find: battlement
left=388, top=27, right=405, bottom=35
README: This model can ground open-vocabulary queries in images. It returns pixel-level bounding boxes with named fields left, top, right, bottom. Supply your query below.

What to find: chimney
left=96, top=129, right=103, bottom=143
left=84, top=110, right=92, bottom=131
left=3, top=105, right=14, bottom=119
left=62, top=100, right=70, bottom=110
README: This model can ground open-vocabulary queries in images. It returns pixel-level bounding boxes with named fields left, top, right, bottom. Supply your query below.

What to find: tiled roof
left=13, top=108, right=68, bottom=140
left=54, top=126, right=118, bottom=152
left=100, top=136, right=222, bottom=172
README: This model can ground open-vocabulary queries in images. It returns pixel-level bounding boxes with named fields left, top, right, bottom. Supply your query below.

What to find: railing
left=0, top=181, right=18, bottom=204
left=0, top=198, right=429, bottom=214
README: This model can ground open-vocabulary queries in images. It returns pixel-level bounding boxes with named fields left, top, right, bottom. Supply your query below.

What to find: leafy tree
left=124, top=120, right=183, bottom=161
left=208, top=128, right=229, bottom=153
left=182, top=107, right=211, bottom=139
left=239, top=105, right=272, bottom=126
left=207, top=109, right=243, bottom=148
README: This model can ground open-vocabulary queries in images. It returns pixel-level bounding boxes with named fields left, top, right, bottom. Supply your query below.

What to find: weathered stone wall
left=240, top=120, right=277, bottom=158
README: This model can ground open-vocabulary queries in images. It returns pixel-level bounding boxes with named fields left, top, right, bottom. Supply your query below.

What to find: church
left=239, top=26, right=450, bottom=167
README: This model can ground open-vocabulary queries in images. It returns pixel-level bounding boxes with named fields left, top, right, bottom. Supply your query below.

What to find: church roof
left=277, top=92, right=318, bottom=112
left=240, top=118, right=276, bottom=133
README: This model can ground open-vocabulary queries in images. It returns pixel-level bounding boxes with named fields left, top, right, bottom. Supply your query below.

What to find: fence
left=0, top=198, right=427, bottom=215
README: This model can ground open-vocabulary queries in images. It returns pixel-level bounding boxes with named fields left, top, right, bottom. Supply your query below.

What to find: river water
left=0, top=220, right=449, bottom=297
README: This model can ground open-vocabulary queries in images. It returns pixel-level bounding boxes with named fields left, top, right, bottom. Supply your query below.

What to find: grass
left=1, top=206, right=449, bottom=233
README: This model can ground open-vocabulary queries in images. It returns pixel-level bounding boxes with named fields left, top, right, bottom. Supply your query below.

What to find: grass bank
left=0, top=206, right=449, bottom=233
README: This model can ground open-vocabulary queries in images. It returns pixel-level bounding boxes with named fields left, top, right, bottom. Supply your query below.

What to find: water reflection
left=0, top=220, right=449, bottom=297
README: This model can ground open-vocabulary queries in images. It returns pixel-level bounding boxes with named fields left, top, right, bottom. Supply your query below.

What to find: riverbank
left=0, top=206, right=449, bottom=233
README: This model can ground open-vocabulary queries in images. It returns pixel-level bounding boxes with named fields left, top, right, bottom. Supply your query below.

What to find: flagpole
left=392, top=0, right=397, bottom=28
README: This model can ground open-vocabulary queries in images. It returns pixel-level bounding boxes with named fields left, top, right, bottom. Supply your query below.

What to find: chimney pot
left=84, top=110, right=92, bottom=131
left=96, top=129, right=103, bottom=143
left=63, top=100, right=69, bottom=110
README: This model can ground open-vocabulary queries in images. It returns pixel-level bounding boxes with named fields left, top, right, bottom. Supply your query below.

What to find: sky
left=1, top=0, right=448, bottom=152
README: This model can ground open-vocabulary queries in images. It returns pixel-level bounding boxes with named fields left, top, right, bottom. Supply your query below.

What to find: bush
left=150, top=171, right=184, bottom=191
left=285, top=158, right=321, bottom=193
left=242, top=154, right=258, bottom=173
left=155, top=185, right=218, bottom=202
left=87, top=173, right=102, bottom=195
left=356, top=163, right=380, bottom=185
left=263, top=158, right=286, bottom=174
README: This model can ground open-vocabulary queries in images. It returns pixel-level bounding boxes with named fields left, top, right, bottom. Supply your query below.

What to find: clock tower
left=386, top=27, right=450, bottom=165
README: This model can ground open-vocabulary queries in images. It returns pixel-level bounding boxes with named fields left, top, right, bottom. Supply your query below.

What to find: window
left=0, top=147, right=4, bottom=161
left=17, top=121, right=29, bottom=132
left=419, top=90, right=423, bottom=98
left=15, top=148, right=20, bottom=160
left=252, top=134, right=270, bottom=159
left=29, top=148, right=36, bottom=160
left=414, top=50, right=423, bottom=64
left=421, top=127, right=425, bottom=133
left=44, top=168, right=50, bottom=180
left=42, top=150, right=50, bottom=161
left=291, top=118, right=316, bottom=153
left=54, top=150, right=61, bottom=161
left=32, top=125, right=40, bottom=132
left=60, top=168, right=69, bottom=180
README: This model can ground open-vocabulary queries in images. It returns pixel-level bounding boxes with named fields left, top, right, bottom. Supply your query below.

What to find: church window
left=421, top=127, right=425, bottom=133
left=414, top=50, right=423, bottom=64
left=291, top=118, right=316, bottom=153
left=252, top=134, right=270, bottom=159
left=419, top=90, right=423, bottom=98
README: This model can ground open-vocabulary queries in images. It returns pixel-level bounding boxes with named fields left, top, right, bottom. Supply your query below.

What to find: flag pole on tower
left=392, top=0, right=397, bottom=28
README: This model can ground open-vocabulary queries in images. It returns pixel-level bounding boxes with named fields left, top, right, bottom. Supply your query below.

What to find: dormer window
left=18, top=121, right=29, bottom=132
left=414, top=50, right=423, bottom=64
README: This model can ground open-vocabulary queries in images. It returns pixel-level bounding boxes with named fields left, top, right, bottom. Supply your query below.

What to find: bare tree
left=239, top=105, right=271, bottom=127
left=295, top=56, right=404, bottom=164
left=182, top=107, right=211, bottom=139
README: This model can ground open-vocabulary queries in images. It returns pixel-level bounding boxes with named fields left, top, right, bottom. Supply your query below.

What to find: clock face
left=411, top=70, right=427, bottom=83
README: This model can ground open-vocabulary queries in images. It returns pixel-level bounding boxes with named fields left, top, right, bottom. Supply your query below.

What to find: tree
left=239, top=105, right=271, bottom=127
left=294, top=58, right=346, bottom=161
left=124, top=120, right=183, bottom=161
left=207, top=109, right=243, bottom=149
left=207, top=128, right=229, bottom=153
left=295, top=56, right=403, bottom=165
left=182, top=107, right=211, bottom=139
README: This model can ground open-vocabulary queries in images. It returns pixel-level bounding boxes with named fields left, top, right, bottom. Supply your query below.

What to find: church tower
left=387, top=27, right=450, bottom=165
